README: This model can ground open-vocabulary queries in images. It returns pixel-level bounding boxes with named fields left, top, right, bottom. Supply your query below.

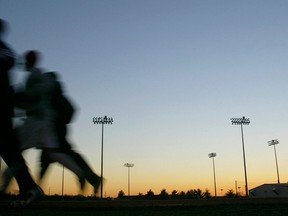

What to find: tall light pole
left=231, top=116, right=250, bottom=197
left=124, top=163, right=134, bottom=197
left=208, top=153, right=217, bottom=197
left=93, top=115, right=113, bottom=199
left=268, top=139, right=280, bottom=184
left=61, top=166, right=65, bottom=198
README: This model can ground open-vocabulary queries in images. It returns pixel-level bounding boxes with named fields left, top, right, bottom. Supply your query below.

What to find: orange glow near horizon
left=5, top=162, right=284, bottom=198
left=4, top=144, right=288, bottom=198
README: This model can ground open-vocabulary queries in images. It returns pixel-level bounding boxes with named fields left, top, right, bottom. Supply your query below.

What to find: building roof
left=250, top=183, right=288, bottom=191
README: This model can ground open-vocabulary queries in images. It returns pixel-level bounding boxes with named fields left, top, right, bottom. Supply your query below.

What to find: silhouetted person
left=39, top=72, right=101, bottom=194
left=0, top=18, right=43, bottom=206
left=1, top=50, right=91, bottom=194
left=15, top=50, right=85, bottom=179
left=13, top=50, right=100, bottom=194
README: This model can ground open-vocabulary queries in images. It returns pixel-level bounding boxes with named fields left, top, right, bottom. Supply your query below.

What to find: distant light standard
left=208, top=153, right=217, bottom=197
left=93, top=115, right=113, bottom=199
left=61, top=166, right=65, bottom=198
left=124, top=163, right=134, bottom=197
left=268, top=139, right=280, bottom=184
left=231, top=116, right=250, bottom=197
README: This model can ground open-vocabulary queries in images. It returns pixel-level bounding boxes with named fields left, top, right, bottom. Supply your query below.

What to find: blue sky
left=1, top=0, right=288, bottom=197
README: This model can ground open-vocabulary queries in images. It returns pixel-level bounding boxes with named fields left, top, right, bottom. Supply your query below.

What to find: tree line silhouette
left=117, top=188, right=242, bottom=200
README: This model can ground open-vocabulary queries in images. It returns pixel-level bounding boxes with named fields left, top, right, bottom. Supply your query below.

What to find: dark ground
left=1, top=198, right=288, bottom=216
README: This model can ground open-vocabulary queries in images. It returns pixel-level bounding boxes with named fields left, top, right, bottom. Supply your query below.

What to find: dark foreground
left=1, top=198, right=288, bottom=216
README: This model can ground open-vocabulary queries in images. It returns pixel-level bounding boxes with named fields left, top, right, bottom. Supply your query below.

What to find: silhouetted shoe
left=11, top=186, right=44, bottom=207
left=85, top=173, right=101, bottom=194
left=93, top=176, right=101, bottom=195
left=79, top=177, right=86, bottom=191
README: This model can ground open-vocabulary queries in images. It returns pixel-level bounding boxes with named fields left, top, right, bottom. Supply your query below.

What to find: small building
left=249, top=183, right=288, bottom=198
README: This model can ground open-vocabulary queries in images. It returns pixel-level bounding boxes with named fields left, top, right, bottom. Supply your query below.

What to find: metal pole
left=268, top=139, right=280, bottom=184
left=273, top=144, right=280, bottom=184
left=100, top=122, right=104, bottom=199
left=231, top=116, right=250, bottom=197
left=240, top=123, right=249, bottom=197
left=124, top=163, right=134, bottom=197
left=93, top=116, right=113, bottom=199
left=128, top=166, right=130, bottom=197
left=208, top=153, right=217, bottom=197
left=212, top=157, right=217, bottom=197
left=61, top=165, right=64, bottom=198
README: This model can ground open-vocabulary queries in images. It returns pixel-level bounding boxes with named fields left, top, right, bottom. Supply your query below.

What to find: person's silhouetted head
left=24, top=50, right=40, bottom=70
left=0, top=18, right=8, bottom=38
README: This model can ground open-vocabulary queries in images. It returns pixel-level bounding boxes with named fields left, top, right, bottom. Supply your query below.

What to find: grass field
left=1, top=198, right=288, bottom=216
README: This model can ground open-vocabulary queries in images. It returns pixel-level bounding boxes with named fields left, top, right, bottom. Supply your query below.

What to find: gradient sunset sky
left=1, top=0, right=288, bottom=197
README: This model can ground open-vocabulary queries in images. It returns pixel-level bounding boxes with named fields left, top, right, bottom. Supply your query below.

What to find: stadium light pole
left=268, top=139, right=280, bottom=184
left=124, top=163, right=134, bottom=197
left=61, top=166, right=65, bottom=198
left=230, top=116, right=250, bottom=197
left=208, top=153, right=217, bottom=197
left=93, top=115, right=113, bottom=199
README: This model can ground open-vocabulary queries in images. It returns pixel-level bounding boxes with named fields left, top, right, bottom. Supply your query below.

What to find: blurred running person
left=13, top=50, right=100, bottom=194
left=39, top=72, right=101, bottom=194
left=0, top=18, right=43, bottom=207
